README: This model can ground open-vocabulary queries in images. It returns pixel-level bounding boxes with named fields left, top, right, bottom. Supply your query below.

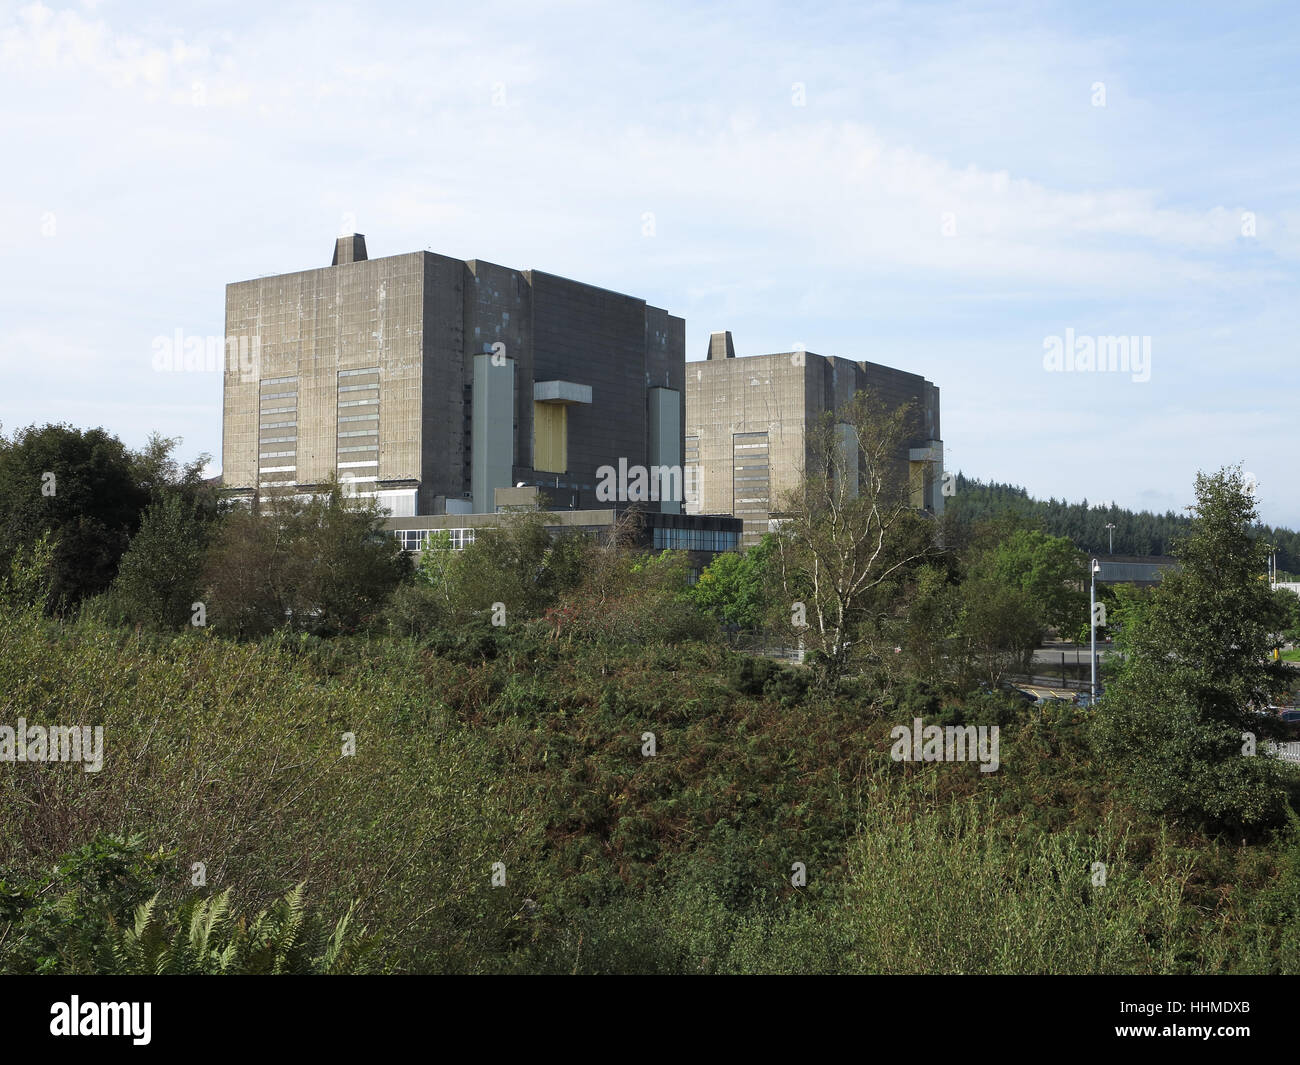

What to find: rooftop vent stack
left=707, top=331, right=735, bottom=360
left=332, top=233, right=368, bottom=265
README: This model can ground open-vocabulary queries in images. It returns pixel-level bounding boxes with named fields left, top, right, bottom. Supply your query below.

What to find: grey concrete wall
left=645, top=305, right=686, bottom=465
left=418, top=253, right=468, bottom=512
left=861, top=359, right=936, bottom=447
left=527, top=271, right=647, bottom=500
left=463, top=260, right=532, bottom=478
left=647, top=386, right=682, bottom=513
left=685, top=351, right=809, bottom=520
left=224, top=243, right=687, bottom=518
left=223, top=251, right=428, bottom=493
left=684, top=344, right=943, bottom=532
left=471, top=353, right=516, bottom=512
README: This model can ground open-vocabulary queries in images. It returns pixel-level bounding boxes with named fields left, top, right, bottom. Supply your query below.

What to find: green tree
left=690, top=534, right=777, bottom=630
left=774, top=391, right=935, bottom=692
left=1269, top=586, right=1300, bottom=648
left=0, top=533, right=56, bottom=613
left=0, top=425, right=213, bottom=615
left=1100, top=581, right=1151, bottom=647
left=0, top=424, right=148, bottom=611
left=383, top=531, right=459, bottom=637
left=899, top=562, right=962, bottom=686
left=102, top=493, right=211, bottom=630
left=561, top=542, right=712, bottom=645
left=968, top=527, right=1086, bottom=636
left=414, top=530, right=456, bottom=588
left=128, top=431, right=214, bottom=510
left=1093, top=466, right=1294, bottom=829
left=955, top=577, right=1042, bottom=687
left=203, top=481, right=408, bottom=637
left=438, top=516, right=590, bottom=627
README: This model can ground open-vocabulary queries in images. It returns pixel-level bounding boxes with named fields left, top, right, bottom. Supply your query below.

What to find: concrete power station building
left=220, top=236, right=942, bottom=564
left=685, top=332, right=944, bottom=546
left=222, top=234, right=688, bottom=518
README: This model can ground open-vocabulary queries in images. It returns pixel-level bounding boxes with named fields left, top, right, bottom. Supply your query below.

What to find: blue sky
left=3, top=0, right=1297, bottom=525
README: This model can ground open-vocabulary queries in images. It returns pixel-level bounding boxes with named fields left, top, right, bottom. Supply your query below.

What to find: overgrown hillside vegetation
left=5, top=599, right=1300, bottom=973
left=3, top=417, right=1300, bottom=973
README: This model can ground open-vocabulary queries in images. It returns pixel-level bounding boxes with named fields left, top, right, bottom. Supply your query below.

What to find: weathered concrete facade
left=222, top=235, right=685, bottom=515
left=685, top=332, right=943, bottom=545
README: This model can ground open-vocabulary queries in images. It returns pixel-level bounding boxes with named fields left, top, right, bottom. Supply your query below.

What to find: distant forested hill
left=946, top=473, right=1300, bottom=575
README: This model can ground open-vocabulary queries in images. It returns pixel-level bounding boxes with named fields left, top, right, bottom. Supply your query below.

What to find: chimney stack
left=332, top=233, right=368, bottom=265
left=707, top=331, right=735, bottom=360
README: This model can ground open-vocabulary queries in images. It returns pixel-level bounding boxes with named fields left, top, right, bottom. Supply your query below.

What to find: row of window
left=393, top=525, right=737, bottom=555
left=259, top=377, right=299, bottom=478
left=337, top=369, right=378, bottom=478
left=733, top=431, right=770, bottom=518
left=256, top=371, right=383, bottom=484
left=651, top=527, right=741, bottom=552
left=391, top=528, right=478, bottom=552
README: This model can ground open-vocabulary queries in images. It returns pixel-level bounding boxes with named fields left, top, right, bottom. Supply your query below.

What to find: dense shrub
left=5, top=576, right=1300, bottom=973
left=727, top=654, right=810, bottom=706
left=0, top=835, right=369, bottom=974
left=881, top=678, right=941, bottom=720
left=203, top=483, right=408, bottom=638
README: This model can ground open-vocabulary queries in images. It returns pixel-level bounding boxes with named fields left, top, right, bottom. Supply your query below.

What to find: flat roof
left=230, top=250, right=679, bottom=317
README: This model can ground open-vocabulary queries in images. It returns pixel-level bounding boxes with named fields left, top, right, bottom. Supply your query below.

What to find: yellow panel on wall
left=909, top=460, right=926, bottom=509
left=534, top=401, right=567, bottom=473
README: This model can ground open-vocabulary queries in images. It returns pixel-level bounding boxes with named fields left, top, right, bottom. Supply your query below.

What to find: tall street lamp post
left=1090, top=557, right=1101, bottom=700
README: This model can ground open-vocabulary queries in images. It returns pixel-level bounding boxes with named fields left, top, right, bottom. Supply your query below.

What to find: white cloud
left=1, top=1, right=1297, bottom=528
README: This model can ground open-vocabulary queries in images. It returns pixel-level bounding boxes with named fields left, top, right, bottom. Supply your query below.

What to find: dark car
left=976, top=681, right=1036, bottom=703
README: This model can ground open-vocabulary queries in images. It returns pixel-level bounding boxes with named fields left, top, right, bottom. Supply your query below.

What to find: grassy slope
left=4, top=607, right=1300, bottom=973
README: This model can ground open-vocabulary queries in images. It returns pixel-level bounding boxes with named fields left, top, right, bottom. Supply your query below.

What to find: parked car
left=1272, top=707, right=1300, bottom=739
left=977, top=681, right=1036, bottom=703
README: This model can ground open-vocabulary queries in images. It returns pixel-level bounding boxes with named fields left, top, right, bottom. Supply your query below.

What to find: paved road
left=1017, top=683, right=1086, bottom=701
left=1032, top=642, right=1116, bottom=665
